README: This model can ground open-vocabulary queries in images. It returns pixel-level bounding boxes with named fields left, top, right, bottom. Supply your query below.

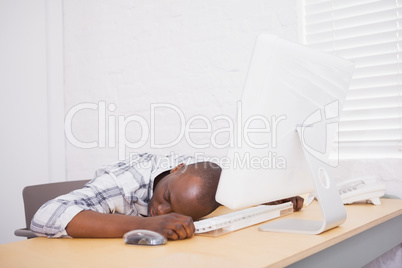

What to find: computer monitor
left=215, top=34, right=354, bottom=234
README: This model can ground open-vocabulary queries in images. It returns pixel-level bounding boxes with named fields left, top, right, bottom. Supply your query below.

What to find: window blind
left=299, top=0, right=402, bottom=158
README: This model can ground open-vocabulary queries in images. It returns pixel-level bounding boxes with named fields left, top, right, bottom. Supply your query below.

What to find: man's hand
left=66, top=210, right=194, bottom=240
left=265, top=196, right=304, bottom=211
left=145, top=213, right=195, bottom=240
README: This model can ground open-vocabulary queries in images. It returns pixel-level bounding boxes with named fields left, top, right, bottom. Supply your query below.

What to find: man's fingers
left=265, top=196, right=304, bottom=211
left=182, top=215, right=195, bottom=237
left=165, top=229, right=178, bottom=240
left=292, top=196, right=304, bottom=211
left=158, top=213, right=195, bottom=240
left=173, top=223, right=188, bottom=240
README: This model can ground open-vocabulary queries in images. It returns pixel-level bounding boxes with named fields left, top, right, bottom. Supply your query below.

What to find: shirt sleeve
left=30, top=174, right=127, bottom=238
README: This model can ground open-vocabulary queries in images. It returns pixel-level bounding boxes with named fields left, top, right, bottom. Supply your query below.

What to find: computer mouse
left=123, top=229, right=167, bottom=246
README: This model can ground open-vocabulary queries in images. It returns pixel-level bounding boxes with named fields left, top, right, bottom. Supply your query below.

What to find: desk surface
left=1, top=199, right=402, bottom=268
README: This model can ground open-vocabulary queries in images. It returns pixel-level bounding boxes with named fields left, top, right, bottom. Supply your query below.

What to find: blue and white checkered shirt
left=30, top=153, right=196, bottom=238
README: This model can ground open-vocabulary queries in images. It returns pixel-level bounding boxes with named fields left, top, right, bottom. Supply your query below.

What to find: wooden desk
left=1, top=199, right=401, bottom=268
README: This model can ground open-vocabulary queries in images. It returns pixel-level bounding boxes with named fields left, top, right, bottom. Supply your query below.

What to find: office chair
left=14, top=179, right=90, bottom=238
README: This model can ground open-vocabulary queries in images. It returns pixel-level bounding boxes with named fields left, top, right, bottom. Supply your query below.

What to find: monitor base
left=259, top=219, right=324, bottom=234
left=259, top=129, right=347, bottom=235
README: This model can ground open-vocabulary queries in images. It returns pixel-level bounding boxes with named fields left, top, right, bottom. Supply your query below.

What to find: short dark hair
left=179, top=161, right=222, bottom=215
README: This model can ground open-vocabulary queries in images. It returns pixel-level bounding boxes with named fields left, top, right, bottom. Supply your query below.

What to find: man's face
left=148, top=167, right=209, bottom=220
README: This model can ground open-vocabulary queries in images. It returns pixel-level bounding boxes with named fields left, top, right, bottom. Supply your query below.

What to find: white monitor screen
left=216, top=34, right=354, bottom=210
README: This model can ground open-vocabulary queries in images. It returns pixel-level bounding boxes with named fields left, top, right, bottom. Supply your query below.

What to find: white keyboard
left=194, top=202, right=293, bottom=236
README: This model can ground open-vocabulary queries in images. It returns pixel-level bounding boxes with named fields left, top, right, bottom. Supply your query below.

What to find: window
left=299, top=0, right=402, bottom=159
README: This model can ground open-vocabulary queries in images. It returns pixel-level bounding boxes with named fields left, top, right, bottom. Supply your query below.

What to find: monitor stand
left=258, top=129, right=347, bottom=235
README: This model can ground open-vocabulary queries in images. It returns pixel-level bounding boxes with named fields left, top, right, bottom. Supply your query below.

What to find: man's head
left=148, top=161, right=222, bottom=220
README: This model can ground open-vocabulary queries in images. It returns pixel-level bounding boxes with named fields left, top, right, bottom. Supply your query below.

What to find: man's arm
left=30, top=174, right=195, bottom=240
left=265, top=196, right=304, bottom=211
left=66, top=210, right=195, bottom=240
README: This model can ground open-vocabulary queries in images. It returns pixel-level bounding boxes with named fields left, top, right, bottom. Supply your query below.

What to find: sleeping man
left=31, top=153, right=303, bottom=240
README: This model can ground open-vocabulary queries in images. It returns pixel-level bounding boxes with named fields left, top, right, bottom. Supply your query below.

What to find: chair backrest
left=22, top=180, right=90, bottom=229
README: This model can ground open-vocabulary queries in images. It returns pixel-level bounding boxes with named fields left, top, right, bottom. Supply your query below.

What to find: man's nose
left=157, top=203, right=172, bottom=215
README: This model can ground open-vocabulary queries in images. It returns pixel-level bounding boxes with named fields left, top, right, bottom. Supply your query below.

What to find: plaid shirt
left=30, top=153, right=195, bottom=238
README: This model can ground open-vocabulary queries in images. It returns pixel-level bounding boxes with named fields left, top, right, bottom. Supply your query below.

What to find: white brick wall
left=64, top=0, right=299, bottom=180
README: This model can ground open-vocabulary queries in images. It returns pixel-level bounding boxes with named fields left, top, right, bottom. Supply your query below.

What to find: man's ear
left=170, top=163, right=185, bottom=173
